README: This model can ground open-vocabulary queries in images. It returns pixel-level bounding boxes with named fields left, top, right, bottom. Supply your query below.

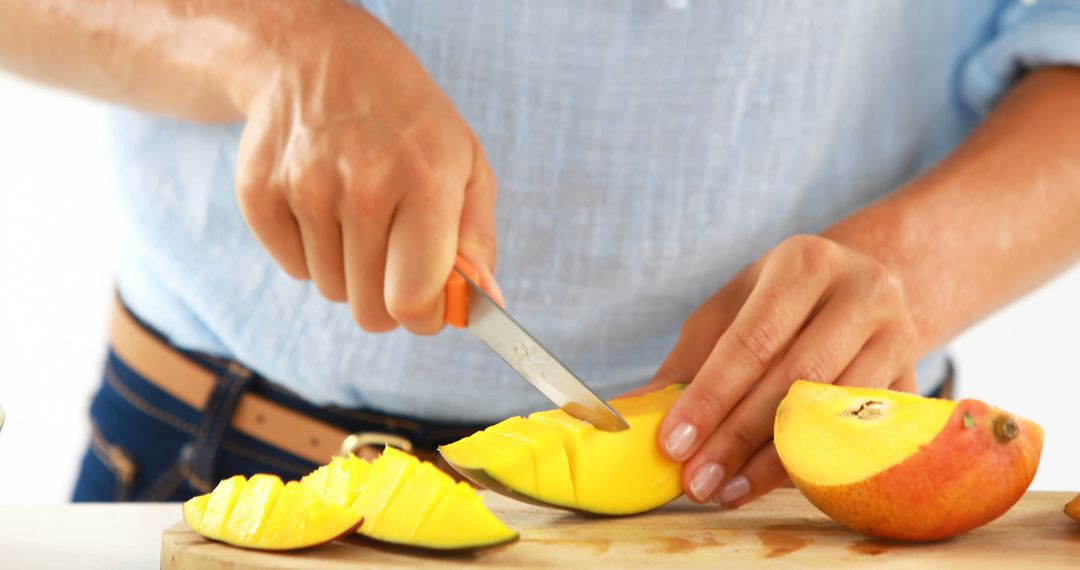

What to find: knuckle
left=688, top=371, right=735, bottom=420
left=385, top=290, right=438, bottom=325
left=342, top=184, right=387, bottom=220
left=727, top=426, right=760, bottom=460
left=784, top=234, right=840, bottom=275
left=863, top=261, right=905, bottom=300
left=731, top=322, right=781, bottom=370
left=893, top=320, right=920, bottom=360
left=787, top=354, right=831, bottom=384
left=236, top=180, right=280, bottom=222
left=289, top=183, right=334, bottom=222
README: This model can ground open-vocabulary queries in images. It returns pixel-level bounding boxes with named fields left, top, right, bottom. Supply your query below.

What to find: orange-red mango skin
left=791, top=399, right=1043, bottom=541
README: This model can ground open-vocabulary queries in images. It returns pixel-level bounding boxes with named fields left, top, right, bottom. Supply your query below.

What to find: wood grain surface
left=161, top=489, right=1080, bottom=568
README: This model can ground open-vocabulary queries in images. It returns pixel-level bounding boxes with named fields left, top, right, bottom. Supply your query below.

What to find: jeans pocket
left=73, top=359, right=201, bottom=502
left=73, top=420, right=137, bottom=502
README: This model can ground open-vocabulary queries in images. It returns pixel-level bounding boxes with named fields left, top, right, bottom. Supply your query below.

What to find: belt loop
left=183, top=362, right=254, bottom=490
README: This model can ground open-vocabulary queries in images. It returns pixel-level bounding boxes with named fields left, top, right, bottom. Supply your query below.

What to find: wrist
left=216, top=0, right=386, bottom=117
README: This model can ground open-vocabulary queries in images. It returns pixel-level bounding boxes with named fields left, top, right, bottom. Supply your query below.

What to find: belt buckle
left=339, top=432, right=414, bottom=461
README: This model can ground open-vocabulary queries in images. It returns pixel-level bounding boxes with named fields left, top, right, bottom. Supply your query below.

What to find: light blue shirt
left=107, top=1, right=1080, bottom=422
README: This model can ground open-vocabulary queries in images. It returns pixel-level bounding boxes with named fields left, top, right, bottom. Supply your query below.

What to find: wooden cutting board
left=161, top=489, right=1080, bottom=568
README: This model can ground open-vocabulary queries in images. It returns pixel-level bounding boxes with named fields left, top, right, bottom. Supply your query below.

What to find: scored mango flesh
left=183, top=450, right=517, bottom=551
left=182, top=474, right=362, bottom=550
left=439, top=384, right=685, bottom=515
left=305, top=448, right=517, bottom=549
left=775, top=381, right=955, bottom=486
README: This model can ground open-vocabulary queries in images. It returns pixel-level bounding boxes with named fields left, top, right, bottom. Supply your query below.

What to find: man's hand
left=635, top=67, right=1080, bottom=509
left=0, top=0, right=502, bottom=334
left=231, top=5, right=500, bottom=334
left=632, top=235, right=919, bottom=506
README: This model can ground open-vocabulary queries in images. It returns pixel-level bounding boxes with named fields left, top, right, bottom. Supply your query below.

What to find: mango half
left=439, top=384, right=684, bottom=515
left=775, top=380, right=1043, bottom=541
left=183, top=449, right=517, bottom=551
left=182, top=474, right=363, bottom=550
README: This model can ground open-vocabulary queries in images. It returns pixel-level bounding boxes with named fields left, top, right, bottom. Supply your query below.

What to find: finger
left=341, top=184, right=397, bottom=332
left=890, top=370, right=918, bottom=394
left=235, top=125, right=309, bottom=280
left=833, top=328, right=916, bottom=390
left=681, top=293, right=876, bottom=501
left=660, top=240, right=840, bottom=461
left=714, top=443, right=788, bottom=508
left=620, top=276, right=747, bottom=400
left=384, top=170, right=465, bottom=335
left=457, top=135, right=503, bottom=306
left=288, top=170, right=347, bottom=302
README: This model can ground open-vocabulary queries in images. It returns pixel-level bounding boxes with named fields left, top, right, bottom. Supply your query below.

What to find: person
left=2, top=1, right=1079, bottom=508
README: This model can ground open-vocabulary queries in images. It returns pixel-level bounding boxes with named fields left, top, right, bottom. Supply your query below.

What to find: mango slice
left=439, top=384, right=685, bottom=515
left=775, top=380, right=1043, bottom=541
left=184, top=450, right=517, bottom=552
left=312, top=447, right=518, bottom=550
left=182, top=474, right=363, bottom=550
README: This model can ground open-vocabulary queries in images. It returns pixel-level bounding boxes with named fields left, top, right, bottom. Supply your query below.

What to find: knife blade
left=447, top=259, right=630, bottom=432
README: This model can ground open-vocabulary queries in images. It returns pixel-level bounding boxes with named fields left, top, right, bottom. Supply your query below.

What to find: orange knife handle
left=445, top=255, right=479, bottom=329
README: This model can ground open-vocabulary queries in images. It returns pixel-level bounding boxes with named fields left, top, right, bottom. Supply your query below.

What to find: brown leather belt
left=109, top=303, right=418, bottom=466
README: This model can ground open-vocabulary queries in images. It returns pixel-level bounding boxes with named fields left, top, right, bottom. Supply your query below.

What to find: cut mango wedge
left=182, top=474, right=363, bottom=550
left=440, top=384, right=685, bottom=515
left=313, top=447, right=518, bottom=550
left=184, top=450, right=517, bottom=551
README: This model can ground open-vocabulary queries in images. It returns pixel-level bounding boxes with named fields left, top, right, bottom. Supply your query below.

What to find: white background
left=1, top=75, right=1077, bottom=504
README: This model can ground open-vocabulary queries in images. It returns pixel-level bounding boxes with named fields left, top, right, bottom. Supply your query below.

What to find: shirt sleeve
left=960, top=0, right=1080, bottom=116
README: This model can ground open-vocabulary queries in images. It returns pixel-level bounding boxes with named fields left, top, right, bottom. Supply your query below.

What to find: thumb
left=457, top=136, right=503, bottom=306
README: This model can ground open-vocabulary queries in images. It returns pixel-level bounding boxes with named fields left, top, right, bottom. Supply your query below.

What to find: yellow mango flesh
left=222, top=474, right=283, bottom=545
left=367, top=460, right=451, bottom=541
left=414, top=482, right=519, bottom=549
left=489, top=417, right=574, bottom=506
left=776, top=382, right=955, bottom=485
left=775, top=380, right=1043, bottom=541
left=183, top=475, right=362, bottom=550
left=196, top=475, right=245, bottom=540
left=301, top=455, right=369, bottom=507
left=184, top=449, right=517, bottom=551
left=440, top=384, right=684, bottom=515
left=310, top=447, right=517, bottom=550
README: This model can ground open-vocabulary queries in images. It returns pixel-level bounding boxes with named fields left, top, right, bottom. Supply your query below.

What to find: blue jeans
left=72, top=309, right=484, bottom=502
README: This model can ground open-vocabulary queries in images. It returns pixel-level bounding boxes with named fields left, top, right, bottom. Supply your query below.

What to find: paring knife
left=445, top=256, right=629, bottom=432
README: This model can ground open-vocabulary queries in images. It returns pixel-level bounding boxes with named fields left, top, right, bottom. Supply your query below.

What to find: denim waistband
left=117, top=301, right=488, bottom=455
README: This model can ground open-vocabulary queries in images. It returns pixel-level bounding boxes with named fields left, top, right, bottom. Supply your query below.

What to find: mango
left=439, top=384, right=685, bottom=515
left=184, top=450, right=517, bottom=551
left=182, top=474, right=362, bottom=550
left=305, top=448, right=517, bottom=550
left=775, top=380, right=1043, bottom=541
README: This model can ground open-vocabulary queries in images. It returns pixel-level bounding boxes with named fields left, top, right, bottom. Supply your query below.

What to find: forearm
left=826, top=67, right=1080, bottom=355
left=0, top=0, right=359, bottom=121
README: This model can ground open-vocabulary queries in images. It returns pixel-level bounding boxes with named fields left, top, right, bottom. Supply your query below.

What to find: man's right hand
left=229, top=3, right=500, bottom=334
left=0, top=0, right=501, bottom=334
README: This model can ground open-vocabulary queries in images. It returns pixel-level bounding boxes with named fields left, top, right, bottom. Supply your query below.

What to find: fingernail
left=718, top=475, right=750, bottom=504
left=664, top=423, right=697, bottom=460
left=689, top=463, right=725, bottom=502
